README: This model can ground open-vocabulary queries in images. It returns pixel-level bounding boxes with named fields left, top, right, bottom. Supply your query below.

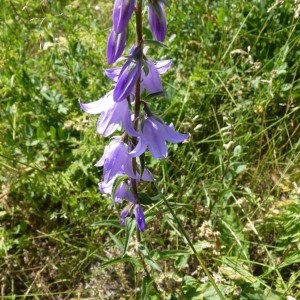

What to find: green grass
left=1, top=0, right=300, bottom=298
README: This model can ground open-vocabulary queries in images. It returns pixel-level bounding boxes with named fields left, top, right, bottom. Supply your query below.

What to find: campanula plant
left=80, top=0, right=189, bottom=232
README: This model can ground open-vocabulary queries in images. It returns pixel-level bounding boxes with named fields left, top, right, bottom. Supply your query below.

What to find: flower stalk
left=80, top=0, right=189, bottom=231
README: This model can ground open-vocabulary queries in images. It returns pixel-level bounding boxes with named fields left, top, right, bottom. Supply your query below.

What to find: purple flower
left=113, top=56, right=142, bottom=102
left=79, top=91, right=137, bottom=137
left=100, top=176, right=147, bottom=232
left=107, top=29, right=127, bottom=64
left=133, top=205, right=146, bottom=231
left=120, top=203, right=146, bottom=232
left=96, top=138, right=154, bottom=182
left=96, top=138, right=137, bottom=182
left=148, top=1, right=167, bottom=42
left=99, top=177, right=136, bottom=203
left=106, top=59, right=172, bottom=98
left=130, top=115, right=189, bottom=159
left=113, top=0, right=135, bottom=34
left=113, top=46, right=144, bottom=102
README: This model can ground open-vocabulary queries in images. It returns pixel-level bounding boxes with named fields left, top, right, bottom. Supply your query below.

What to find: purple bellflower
left=96, top=138, right=137, bottom=182
left=100, top=177, right=146, bottom=232
left=107, top=29, right=127, bottom=64
left=148, top=1, right=167, bottom=42
left=130, top=114, right=189, bottom=159
left=79, top=91, right=137, bottom=137
left=113, top=0, right=135, bottom=34
left=96, top=137, right=154, bottom=182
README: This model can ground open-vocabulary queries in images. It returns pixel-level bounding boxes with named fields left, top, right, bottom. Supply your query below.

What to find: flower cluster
left=80, top=0, right=188, bottom=232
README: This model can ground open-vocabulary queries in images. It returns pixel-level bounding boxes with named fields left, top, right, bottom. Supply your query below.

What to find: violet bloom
left=96, top=138, right=137, bottom=182
left=130, top=115, right=189, bottom=159
left=79, top=91, right=137, bottom=137
left=99, top=176, right=136, bottom=203
left=113, top=0, right=135, bottom=34
left=120, top=203, right=146, bottom=232
left=107, top=29, right=127, bottom=64
left=107, top=59, right=172, bottom=97
left=100, top=176, right=147, bottom=231
left=148, top=1, right=167, bottom=42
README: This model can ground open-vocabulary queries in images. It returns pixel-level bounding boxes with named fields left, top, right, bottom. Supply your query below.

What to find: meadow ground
left=0, top=0, right=300, bottom=299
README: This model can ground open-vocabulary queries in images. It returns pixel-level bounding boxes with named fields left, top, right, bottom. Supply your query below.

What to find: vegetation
left=1, top=0, right=299, bottom=298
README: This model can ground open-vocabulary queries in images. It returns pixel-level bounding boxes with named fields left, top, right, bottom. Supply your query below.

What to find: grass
left=1, top=0, right=300, bottom=299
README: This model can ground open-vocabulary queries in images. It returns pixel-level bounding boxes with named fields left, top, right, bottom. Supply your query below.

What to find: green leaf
left=122, top=216, right=136, bottom=256
left=139, top=243, right=162, bottom=272
left=108, top=231, right=124, bottom=252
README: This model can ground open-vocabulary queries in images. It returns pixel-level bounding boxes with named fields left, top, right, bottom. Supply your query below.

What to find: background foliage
left=1, top=0, right=299, bottom=298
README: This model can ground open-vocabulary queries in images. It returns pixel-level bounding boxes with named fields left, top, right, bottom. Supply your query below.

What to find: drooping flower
left=96, top=137, right=154, bottom=182
left=79, top=91, right=137, bottom=137
left=148, top=1, right=167, bottom=42
left=96, top=138, right=137, bottom=182
left=99, top=177, right=135, bottom=203
left=130, top=114, right=189, bottom=159
left=100, top=176, right=147, bottom=231
left=113, top=0, right=135, bottom=34
left=107, top=29, right=127, bottom=64
left=120, top=202, right=146, bottom=232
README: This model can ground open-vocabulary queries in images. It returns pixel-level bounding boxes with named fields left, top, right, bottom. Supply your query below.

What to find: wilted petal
left=113, top=0, right=135, bottom=33
left=148, top=2, right=167, bottom=42
left=107, top=29, right=126, bottom=64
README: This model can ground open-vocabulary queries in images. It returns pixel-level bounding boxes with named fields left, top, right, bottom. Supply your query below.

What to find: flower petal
left=155, top=59, right=172, bottom=74
left=114, top=59, right=142, bottom=102
left=142, top=60, right=163, bottom=94
left=113, top=0, right=135, bottom=34
left=106, top=29, right=126, bottom=64
left=162, top=123, right=189, bottom=143
left=134, top=205, right=146, bottom=232
left=129, top=136, right=148, bottom=157
left=148, top=2, right=167, bottom=42
left=79, top=92, right=113, bottom=114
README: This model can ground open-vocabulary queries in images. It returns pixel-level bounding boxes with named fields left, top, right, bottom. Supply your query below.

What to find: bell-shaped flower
left=107, top=29, right=127, bottom=64
left=100, top=176, right=147, bottom=231
left=79, top=91, right=137, bottom=137
left=96, top=138, right=154, bottom=182
left=148, top=1, right=167, bottom=42
left=99, top=177, right=136, bottom=203
left=96, top=138, right=137, bottom=182
left=130, top=115, right=189, bottom=159
left=113, top=0, right=135, bottom=34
